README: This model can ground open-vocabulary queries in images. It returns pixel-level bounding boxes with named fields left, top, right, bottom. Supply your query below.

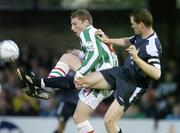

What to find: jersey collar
left=80, top=25, right=93, bottom=37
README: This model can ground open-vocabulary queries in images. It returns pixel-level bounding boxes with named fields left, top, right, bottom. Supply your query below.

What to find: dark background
left=0, top=0, right=180, bottom=119
left=0, top=0, right=179, bottom=60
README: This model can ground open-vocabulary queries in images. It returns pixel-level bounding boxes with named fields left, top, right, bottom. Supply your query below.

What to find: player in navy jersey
left=17, top=8, right=162, bottom=133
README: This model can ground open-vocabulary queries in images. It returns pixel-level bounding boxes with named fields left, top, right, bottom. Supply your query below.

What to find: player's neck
left=141, top=27, right=154, bottom=39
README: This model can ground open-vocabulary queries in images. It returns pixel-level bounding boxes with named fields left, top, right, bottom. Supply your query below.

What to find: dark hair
left=70, top=9, right=93, bottom=24
left=129, top=8, right=153, bottom=27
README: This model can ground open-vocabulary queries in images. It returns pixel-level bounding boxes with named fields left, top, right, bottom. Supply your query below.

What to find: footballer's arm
left=95, top=29, right=131, bottom=47
left=126, top=45, right=161, bottom=80
left=105, top=37, right=131, bottom=47
left=134, top=57, right=161, bottom=80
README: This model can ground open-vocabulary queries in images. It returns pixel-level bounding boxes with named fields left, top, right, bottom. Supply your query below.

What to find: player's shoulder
left=82, top=25, right=96, bottom=35
left=80, top=25, right=96, bottom=42
left=145, top=33, right=161, bottom=49
left=147, top=32, right=160, bottom=43
left=146, top=33, right=162, bottom=56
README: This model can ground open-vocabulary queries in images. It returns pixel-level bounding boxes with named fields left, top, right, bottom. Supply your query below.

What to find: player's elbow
left=153, top=70, right=161, bottom=80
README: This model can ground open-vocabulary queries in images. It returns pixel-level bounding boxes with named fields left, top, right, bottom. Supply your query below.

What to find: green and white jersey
left=77, top=25, right=118, bottom=75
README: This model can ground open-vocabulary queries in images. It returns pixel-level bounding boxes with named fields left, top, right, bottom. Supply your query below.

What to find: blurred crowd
left=0, top=45, right=180, bottom=120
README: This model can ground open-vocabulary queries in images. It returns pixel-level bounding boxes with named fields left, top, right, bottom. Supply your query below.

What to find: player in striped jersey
left=18, top=9, right=118, bottom=133
left=70, top=9, right=118, bottom=133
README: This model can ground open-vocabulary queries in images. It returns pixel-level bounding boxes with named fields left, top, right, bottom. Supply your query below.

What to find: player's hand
left=71, top=49, right=81, bottom=57
left=74, top=75, right=83, bottom=89
left=95, top=29, right=110, bottom=44
left=126, top=45, right=139, bottom=62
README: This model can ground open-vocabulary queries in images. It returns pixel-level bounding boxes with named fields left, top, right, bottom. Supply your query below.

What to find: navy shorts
left=100, top=67, right=146, bottom=111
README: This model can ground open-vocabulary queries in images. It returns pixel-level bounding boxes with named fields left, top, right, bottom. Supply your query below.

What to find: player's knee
left=73, top=113, right=84, bottom=124
left=104, top=114, right=113, bottom=128
left=73, top=110, right=89, bottom=124
left=59, top=53, right=81, bottom=70
left=73, top=112, right=80, bottom=124
left=104, top=112, right=121, bottom=128
left=60, top=53, right=73, bottom=62
left=104, top=109, right=124, bottom=129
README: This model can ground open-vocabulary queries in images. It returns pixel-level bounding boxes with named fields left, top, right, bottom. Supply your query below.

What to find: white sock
left=76, top=120, right=95, bottom=133
left=48, top=61, right=70, bottom=78
left=40, top=61, right=70, bottom=92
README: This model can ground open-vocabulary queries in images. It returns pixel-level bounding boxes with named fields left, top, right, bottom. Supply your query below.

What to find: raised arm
left=95, top=29, right=131, bottom=47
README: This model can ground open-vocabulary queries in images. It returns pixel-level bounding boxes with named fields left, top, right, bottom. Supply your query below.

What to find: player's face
left=71, top=17, right=88, bottom=37
left=130, top=17, right=142, bottom=35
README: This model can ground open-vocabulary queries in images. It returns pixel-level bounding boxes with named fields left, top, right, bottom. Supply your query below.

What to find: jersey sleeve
left=77, top=28, right=103, bottom=75
left=129, top=35, right=136, bottom=44
left=146, top=37, right=162, bottom=70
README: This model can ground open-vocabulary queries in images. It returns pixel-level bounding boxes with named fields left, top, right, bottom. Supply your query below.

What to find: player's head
left=70, top=9, right=93, bottom=37
left=129, top=8, right=153, bottom=35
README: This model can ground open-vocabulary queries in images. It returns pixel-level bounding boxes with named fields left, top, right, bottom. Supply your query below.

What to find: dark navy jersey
left=123, top=32, right=162, bottom=88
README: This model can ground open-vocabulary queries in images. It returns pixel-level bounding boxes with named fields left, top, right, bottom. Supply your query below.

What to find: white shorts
left=79, top=63, right=114, bottom=110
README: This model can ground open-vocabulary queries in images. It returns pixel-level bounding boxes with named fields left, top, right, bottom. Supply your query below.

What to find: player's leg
left=58, top=53, right=81, bottom=72
left=40, top=70, right=109, bottom=92
left=80, top=71, right=110, bottom=89
left=17, top=67, right=75, bottom=94
left=43, top=53, right=81, bottom=92
left=72, top=64, right=115, bottom=133
left=77, top=63, right=115, bottom=90
left=39, top=53, right=81, bottom=90
left=73, top=100, right=95, bottom=133
left=73, top=86, right=113, bottom=133
left=54, top=102, right=66, bottom=133
left=54, top=102, right=77, bottom=133
left=104, top=99, right=124, bottom=133
left=16, top=54, right=81, bottom=95
left=50, top=60, right=78, bottom=133
left=16, top=68, right=53, bottom=99
left=19, top=69, right=109, bottom=94
left=79, top=64, right=117, bottom=90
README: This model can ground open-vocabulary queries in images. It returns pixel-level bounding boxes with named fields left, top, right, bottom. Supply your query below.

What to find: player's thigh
left=104, top=99, right=124, bottom=123
left=83, top=72, right=109, bottom=89
left=73, top=100, right=94, bottom=123
left=59, top=53, right=82, bottom=71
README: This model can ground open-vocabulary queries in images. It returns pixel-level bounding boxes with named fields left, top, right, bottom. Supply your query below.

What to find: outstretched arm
left=95, top=29, right=131, bottom=47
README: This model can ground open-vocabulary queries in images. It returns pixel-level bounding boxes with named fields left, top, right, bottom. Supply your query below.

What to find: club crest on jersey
left=85, top=41, right=94, bottom=51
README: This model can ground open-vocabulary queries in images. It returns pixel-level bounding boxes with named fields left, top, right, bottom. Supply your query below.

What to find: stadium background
left=0, top=0, right=180, bottom=133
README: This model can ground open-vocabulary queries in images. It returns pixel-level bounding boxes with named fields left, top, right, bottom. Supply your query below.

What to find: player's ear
left=84, top=19, right=90, bottom=25
left=139, top=21, right=145, bottom=28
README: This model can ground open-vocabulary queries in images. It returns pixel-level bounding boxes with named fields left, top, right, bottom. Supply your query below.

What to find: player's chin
left=134, top=31, right=138, bottom=35
left=75, top=32, right=80, bottom=37
left=73, top=32, right=77, bottom=35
